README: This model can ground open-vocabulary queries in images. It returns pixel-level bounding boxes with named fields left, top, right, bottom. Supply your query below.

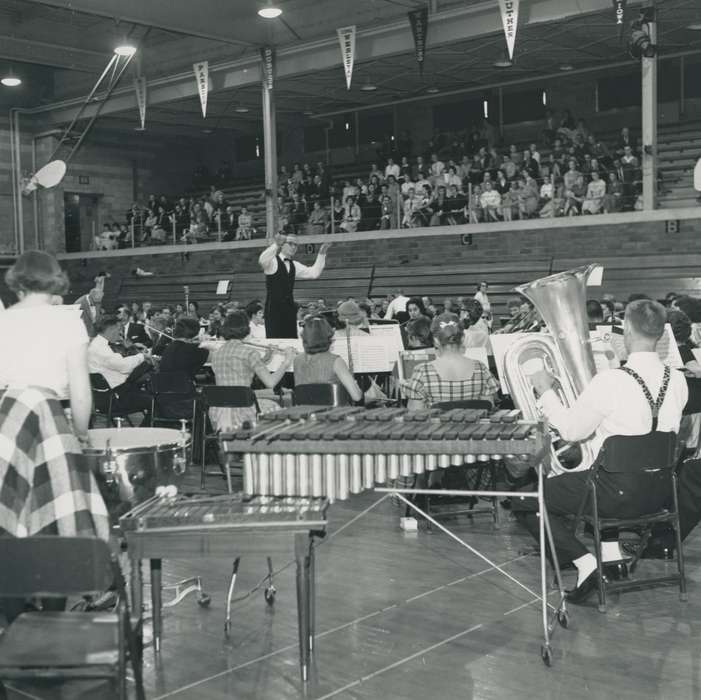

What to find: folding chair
left=89, top=373, right=134, bottom=427
left=199, top=385, right=259, bottom=491
left=293, top=383, right=351, bottom=407
left=0, top=536, right=144, bottom=700
left=574, top=432, right=687, bottom=613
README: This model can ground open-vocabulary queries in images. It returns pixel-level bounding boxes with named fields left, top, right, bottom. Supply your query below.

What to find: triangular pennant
left=613, top=0, right=627, bottom=40
left=337, top=25, right=356, bottom=90
left=498, top=0, right=520, bottom=61
left=408, top=7, right=429, bottom=76
left=261, top=47, right=275, bottom=90
left=134, top=76, right=147, bottom=130
left=193, top=61, right=209, bottom=118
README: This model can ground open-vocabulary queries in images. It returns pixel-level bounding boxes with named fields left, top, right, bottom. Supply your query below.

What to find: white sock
left=601, top=541, right=624, bottom=563
left=572, top=553, right=597, bottom=587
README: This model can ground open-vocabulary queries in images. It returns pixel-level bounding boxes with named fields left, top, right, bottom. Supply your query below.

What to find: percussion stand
left=376, top=427, right=569, bottom=667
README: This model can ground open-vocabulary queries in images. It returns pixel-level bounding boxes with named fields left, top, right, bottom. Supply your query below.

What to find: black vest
left=265, top=255, right=296, bottom=306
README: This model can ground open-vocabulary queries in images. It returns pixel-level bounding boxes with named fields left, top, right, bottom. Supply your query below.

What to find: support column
left=641, top=10, right=657, bottom=211
left=262, top=66, right=278, bottom=239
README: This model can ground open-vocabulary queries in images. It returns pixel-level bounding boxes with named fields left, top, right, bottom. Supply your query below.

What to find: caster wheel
left=264, top=586, right=276, bottom=606
left=197, top=594, right=211, bottom=608
left=541, top=644, right=553, bottom=667
left=557, top=610, right=569, bottom=629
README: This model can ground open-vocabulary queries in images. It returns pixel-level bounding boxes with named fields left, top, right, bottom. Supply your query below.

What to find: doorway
left=64, top=193, right=101, bottom=252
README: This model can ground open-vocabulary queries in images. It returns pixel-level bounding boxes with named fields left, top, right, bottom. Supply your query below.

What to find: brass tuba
left=503, top=264, right=602, bottom=475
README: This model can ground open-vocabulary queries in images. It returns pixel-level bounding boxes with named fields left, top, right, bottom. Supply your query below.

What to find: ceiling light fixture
left=688, top=23, right=701, bottom=30
left=235, top=106, right=250, bottom=113
left=426, top=86, right=439, bottom=93
left=360, top=82, right=377, bottom=92
left=114, top=43, right=137, bottom=56
left=493, top=52, right=513, bottom=68
left=559, top=63, right=574, bottom=71
left=1, top=74, right=21, bottom=87
left=258, top=2, right=282, bottom=19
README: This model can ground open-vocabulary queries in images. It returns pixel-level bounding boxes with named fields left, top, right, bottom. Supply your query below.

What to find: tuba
left=503, top=264, right=602, bottom=475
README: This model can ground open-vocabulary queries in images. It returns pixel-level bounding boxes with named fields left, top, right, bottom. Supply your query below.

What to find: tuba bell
left=503, top=264, right=602, bottom=475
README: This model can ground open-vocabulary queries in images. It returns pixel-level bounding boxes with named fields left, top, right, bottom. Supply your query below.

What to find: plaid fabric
left=403, top=361, right=499, bottom=408
left=209, top=340, right=264, bottom=432
left=0, top=387, right=110, bottom=541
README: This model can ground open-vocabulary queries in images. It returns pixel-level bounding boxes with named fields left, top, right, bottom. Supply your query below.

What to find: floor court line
left=152, top=553, right=529, bottom=699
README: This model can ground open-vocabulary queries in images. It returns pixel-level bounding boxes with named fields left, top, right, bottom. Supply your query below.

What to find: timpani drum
left=84, top=427, right=190, bottom=505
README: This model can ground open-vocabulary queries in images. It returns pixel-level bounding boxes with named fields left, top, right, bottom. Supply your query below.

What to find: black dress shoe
left=641, top=538, right=675, bottom=560
left=565, top=570, right=600, bottom=605
left=602, top=561, right=629, bottom=581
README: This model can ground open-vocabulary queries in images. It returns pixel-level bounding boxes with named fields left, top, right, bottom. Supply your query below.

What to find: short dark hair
left=673, top=295, right=701, bottom=323
left=174, top=317, right=200, bottom=340
left=220, top=310, right=250, bottom=340
left=301, top=316, right=334, bottom=354
left=625, top=299, right=666, bottom=341
left=96, top=314, right=121, bottom=334
left=406, top=316, right=433, bottom=347
left=245, top=301, right=263, bottom=318
left=463, top=299, right=483, bottom=325
left=5, top=250, right=69, bottom=296
left=667, top=309, right=692, bottom=345
left=586, top=300, right=604, bottom=324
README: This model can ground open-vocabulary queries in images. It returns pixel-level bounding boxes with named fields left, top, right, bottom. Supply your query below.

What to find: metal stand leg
left=130, top=556, right=144, bottom=654
left=295, top=533, right=311, bottom=683
left=150, top=559, right=163, bottom=653
left=308, top=537, right=316, bottom=654
left=264, top=556, right=277, bottom=605
left=537, top=465, right=553, bottom=667
left=224, top=557, right=241, bottom=637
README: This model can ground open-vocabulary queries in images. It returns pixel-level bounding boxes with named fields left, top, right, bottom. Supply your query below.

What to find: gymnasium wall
left=60, top=215, right=701, bottom=304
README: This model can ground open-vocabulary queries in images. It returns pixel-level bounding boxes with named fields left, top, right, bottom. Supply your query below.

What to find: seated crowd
left=93, top=109, right=647, bottom=251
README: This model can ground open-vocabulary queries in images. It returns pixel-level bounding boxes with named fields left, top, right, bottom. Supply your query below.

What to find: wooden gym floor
left=5, top=474, right=701, bottom=700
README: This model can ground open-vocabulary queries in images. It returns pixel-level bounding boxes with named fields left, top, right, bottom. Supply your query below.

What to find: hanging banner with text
left=193, top=61, right=209, bottom=118
left=134, top=77, right=147, bottom=129
left=337, top=25, right=356, bottom=90
left=498, top=0, right=520, bottom=61
left=408, top=7, right=429, bottom=75
left=612, top=0, right=627, bottom=39
left=261, top=46, right=275, bottom=90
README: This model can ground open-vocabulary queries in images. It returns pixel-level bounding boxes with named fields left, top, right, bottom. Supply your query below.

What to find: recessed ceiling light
left=688, top=23, right=701, bottom=30
left=114, top=44, right=137, bottom=57
left=1, top=76, right=21, bottom=87
left=235, top=106, right=250, bottom=113
left=360, top=83, right=377, bottom=91
left=559, top=63, right=574, bottom=71
left=426, top=86, right=439, bottom=93
left=258, top=4, right=282, bottom=19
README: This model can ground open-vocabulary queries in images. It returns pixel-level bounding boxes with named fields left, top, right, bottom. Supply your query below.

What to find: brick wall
left=61, top=216, right=701, bottom=304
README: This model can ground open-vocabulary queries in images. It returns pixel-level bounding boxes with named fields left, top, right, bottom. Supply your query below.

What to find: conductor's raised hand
left=319, top=242, right=332, bottom=255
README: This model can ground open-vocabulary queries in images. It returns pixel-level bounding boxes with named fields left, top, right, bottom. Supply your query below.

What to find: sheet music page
left=216, top=280, right=230, bottom=295
left=590, top=328, right=621, bottom=372
left=600, top=324, right=682, bottom=368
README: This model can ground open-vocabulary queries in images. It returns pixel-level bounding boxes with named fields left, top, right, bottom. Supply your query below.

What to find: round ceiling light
left=258, top=5, right=282, bottom=19
left=559, top=63, right=574, bottom=71
left=494, top=57, right=513, bottom=68
left=688, top=23, right=701, bottom=30
left=1, top=76, right=21, bottom=87
left=235, top=106, right=250, bottom=113
left=426, top=86, right=439, bottom=93
left=114, top=44, right=137, bottom=56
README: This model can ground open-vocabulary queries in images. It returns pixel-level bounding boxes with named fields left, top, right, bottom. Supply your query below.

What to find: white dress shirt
left=384, top=295, right=410, bottom=320
left=88, top=335, right=145, bottom=388
left=384, top=163, right=400, bottom=179
left=258, top=243, right=326, bottom=280
left=540, top=352, right=688, bottom=463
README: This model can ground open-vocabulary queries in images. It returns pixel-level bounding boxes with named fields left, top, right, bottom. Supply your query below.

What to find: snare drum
left=84, top=427, right=190, bottom=505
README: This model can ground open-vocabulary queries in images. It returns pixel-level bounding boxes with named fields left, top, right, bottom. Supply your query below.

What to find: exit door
left=64, top=193, right=100, bottom=252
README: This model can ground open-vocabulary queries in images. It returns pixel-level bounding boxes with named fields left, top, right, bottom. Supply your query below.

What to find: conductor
left=258, top=233, right=331, bottom=338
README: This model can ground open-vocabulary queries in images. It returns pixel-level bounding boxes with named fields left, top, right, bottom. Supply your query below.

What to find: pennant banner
left=261, top=47, right=275, bottom=90
left=498, top=0, right=520, bottom=61
left=337, top=25, right=356, bottom=90
left=613, top=0, right=627, bottom=40
left=134, top=77, right=147, bottom=130
left=193, top=61, right=209, bottom=118
left=408, top=7, right=429, bottom=76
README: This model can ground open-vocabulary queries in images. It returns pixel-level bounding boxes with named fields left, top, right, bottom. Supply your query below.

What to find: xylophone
left=221, top=406, right=543, bottom=502
left=120, top=494, right=328, bottom=682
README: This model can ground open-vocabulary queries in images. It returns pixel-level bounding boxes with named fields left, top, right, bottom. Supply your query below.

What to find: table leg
left=151, top=558, right=163, bottom=653
left=295, top=533, right=310, bottom=683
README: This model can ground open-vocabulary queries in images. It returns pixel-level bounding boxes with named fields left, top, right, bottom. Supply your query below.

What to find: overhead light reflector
left=114, top=44, right=137, bottom=56
left=258, top=5, right=282, bottom=19
left=1, top=75, right=21, bottom=87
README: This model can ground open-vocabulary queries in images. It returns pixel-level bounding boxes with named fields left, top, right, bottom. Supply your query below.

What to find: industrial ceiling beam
left=24, top=0, right=641, bottom=126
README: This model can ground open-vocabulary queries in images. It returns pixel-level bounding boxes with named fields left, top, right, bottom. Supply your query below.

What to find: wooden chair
left=198, top=385, right=259, bottom=492
left=0, top=536, right=144, bottom=700
left=574, top=432, right=687, bottom=613
left=293, top=383, right=350, bottom=407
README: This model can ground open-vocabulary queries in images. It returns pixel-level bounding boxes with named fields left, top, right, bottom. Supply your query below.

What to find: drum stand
left=145, top=575, right=211, bottom=609
left=224, top=556, right=276, bottom=637
left=376, top=441, right=569, bottom=667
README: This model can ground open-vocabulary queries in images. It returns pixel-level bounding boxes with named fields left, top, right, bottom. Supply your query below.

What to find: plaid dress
left=0, top=387, right=110, bottom=541
left=403, top=361, right=499, bottom=408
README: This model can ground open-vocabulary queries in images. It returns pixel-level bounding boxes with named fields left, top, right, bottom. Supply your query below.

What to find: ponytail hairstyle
left=430, top=312, right=464, bottom=349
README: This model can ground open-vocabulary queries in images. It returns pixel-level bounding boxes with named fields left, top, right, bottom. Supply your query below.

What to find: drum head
left=87, top=427, right=187, bottom=452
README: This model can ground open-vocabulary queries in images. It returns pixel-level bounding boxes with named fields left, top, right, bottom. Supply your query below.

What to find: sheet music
left=216, top=280, right=230, bottom=295
left=489, top=332, right=529, bottom=393
left=597, top=324, right=682, bottom=369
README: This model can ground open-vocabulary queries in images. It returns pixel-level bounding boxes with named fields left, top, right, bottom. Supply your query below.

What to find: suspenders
left=618, top=365, right=671, bottom=431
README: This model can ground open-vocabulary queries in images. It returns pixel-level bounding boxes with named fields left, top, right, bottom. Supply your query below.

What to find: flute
left=242, top=340, right=298, bottom=355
